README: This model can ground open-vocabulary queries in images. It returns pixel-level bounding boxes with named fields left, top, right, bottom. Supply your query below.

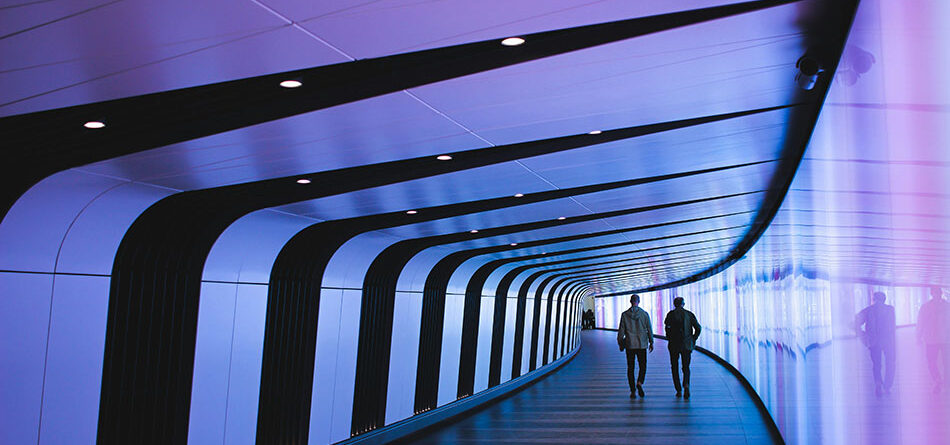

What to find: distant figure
left=664, top=297, right=701, bottom=399
left=583, top=309, right=595, bottom=330
left=917, top=286, right=950, bottom=393
left=855, top=291, right=896, bottom=396
left=617, top=294, right=654, bottom=398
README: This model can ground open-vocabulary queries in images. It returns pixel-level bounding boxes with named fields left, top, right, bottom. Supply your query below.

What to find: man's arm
left=617, top=316, right=627, bottom=350
left=854, top=307, right=867, bottom=333
left=691, top=313, right=702, bottom=340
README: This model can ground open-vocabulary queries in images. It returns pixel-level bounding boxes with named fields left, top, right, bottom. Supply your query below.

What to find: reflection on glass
left=596, top=1, right=950, bottom=443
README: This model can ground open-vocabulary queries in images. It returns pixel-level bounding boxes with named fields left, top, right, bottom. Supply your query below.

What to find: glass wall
left=597, top=1, right=950, bottom=444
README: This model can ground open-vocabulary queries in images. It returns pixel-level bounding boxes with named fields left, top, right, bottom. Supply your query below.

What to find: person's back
left=619, top=307, right=652, bottom=350
left=857, top=301, right=896, bottom=348
left=663, top=297, right=701, bottom=398
left=665, top=306, right=701, bottom=351
left=856, top=292, right=897, bottom=395
left=918, top=297, right=950, bottom=345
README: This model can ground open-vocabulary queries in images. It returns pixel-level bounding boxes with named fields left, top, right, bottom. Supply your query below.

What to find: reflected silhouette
left=917, top=286, right=950, bottom=394
left=855, top=291, right=897, bottom=395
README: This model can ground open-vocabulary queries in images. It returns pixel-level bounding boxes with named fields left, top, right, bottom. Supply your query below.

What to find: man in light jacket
left=618, top=294, right=654, bottom=398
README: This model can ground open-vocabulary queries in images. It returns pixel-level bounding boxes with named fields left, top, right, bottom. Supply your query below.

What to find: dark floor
left=405, top=330, right=779, bottom=444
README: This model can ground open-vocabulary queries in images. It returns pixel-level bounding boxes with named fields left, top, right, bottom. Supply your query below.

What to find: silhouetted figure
left=664, top=297, right=701, bottom=399
left=586, top=309, right=595, bottom=329
left=918, top=286, right=950, bottom=394
left=618, top=294, right=653, bottom=398
left=855, top=291, right=896, bottom=396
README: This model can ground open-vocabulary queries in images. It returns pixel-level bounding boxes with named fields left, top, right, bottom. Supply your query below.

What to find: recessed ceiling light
left=588, top=130, right=602, bottom=135
left=436, top=155, right=453, bottom=161
left=84, top=121, right=105, bottom=129
left=296, top=178, right=311, bottom=184
left=513, top=193, right=524, bottom=198
left=280, top=80, right=303, bottom=88
left=501, top=37, right=525, bottom=47
left=470, top=229, right=479, bottom=233
left=510, top=242, right=518, bottom=246
left=406, top=210, right=418, bottom=215
left=557, top=216, right=566, bottom=220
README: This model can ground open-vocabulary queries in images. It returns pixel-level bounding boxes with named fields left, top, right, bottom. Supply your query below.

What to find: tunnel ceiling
left=0, top=0, right=856, bottom=295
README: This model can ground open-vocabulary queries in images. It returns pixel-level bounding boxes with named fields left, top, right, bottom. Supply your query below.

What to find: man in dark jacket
left=855, top=291, right=896, bottom=396
left=664, top=297, right=701, bottom=399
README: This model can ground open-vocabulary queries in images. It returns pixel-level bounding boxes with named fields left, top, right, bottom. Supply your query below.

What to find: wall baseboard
left=335, top=343, right=581, bottom=445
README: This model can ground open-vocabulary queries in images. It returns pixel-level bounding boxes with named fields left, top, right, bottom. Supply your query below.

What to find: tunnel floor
left=402, top=330, right=779, bottom=444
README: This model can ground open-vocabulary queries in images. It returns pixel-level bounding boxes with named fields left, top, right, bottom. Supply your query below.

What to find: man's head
left=630, top=294, right=640, bottom=306
left=931, top=286, right=944, bottom=299
left=673, top=297, right=685, bottom=308
left=873, top=291, right=886, bottom=304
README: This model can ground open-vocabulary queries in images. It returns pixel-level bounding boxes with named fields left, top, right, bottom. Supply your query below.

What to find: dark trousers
left=669, top=348, right=692, bottom=391
left=625, top=348, right=647, bottom=390
left=926, top=344, right=950, bottom=384
left=869, top=344, right=895, bottom=389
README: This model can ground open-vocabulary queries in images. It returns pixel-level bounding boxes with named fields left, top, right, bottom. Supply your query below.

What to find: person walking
left=664, top=297, right=701, bottom=399
left=855, top=291, right=896, bottom=396
left=917, top=286, right=950, bottom=394
left=617, top=294, right=653, bottom=398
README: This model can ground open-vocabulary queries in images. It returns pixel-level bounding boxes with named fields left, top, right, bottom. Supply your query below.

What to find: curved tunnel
left=2, top=1, right=948, bottom=445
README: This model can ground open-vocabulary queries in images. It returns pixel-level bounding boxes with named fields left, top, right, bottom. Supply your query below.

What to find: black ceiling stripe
left=540, top=254, right=729, bottom=298
left=557, top=252, right=731, bottom=285
left=574, top=263, right=722, bottom=293
left=625, top=0, right=860, bottom=295
left=98, top=105, right=779, bottom=445
left=0, top=0, right=799, bottom=220
left=545, top=257, right=721, bottom=298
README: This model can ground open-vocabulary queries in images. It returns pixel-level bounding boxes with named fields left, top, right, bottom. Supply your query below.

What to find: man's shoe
left=675, top=390, right=682, bottom=397
left=637, top=383, right=645, bottom=397
left=684, top=387, right=690, bottom=399
left=630, top=390, right=637, bottom=399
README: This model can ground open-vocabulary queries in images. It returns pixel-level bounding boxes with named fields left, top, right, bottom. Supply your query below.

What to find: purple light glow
left=597, top=1, right=950, bottom=444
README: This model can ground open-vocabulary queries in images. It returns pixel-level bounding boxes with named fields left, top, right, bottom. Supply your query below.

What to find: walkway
left=402, top=330, right=780, bottom=444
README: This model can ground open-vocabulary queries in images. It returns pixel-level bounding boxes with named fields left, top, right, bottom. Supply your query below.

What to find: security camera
left=795, top=55, right=824, bottom=90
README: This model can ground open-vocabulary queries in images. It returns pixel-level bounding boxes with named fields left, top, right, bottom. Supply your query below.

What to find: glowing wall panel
left=38, top=275, right=110, bottom=445
left=385, top=291, right=423, bottom=425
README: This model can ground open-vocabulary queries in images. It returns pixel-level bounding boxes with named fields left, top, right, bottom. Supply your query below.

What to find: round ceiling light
left=510, top=243, right=518, bottom=246
left=280, top=80, right=303, bottom=88
left=436, top=155, right=453, bottom=161
left=588, top=130, right=602, bottom=135
left=406, top=210, right=418, bottom=215
left=296, top=178, right=311, bottom=184
left=500, top=37, right=525, bottom=46
left=470, top=229, right=479, bottom=233
left=557, top=216, right=566, bottom=220
left=84, top=121, right=105, bottom=129
left=513, top=193, right=524, bottom=198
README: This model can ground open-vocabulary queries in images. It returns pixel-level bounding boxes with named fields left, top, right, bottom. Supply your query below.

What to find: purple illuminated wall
left=597, top=1, right=950, bottom=444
